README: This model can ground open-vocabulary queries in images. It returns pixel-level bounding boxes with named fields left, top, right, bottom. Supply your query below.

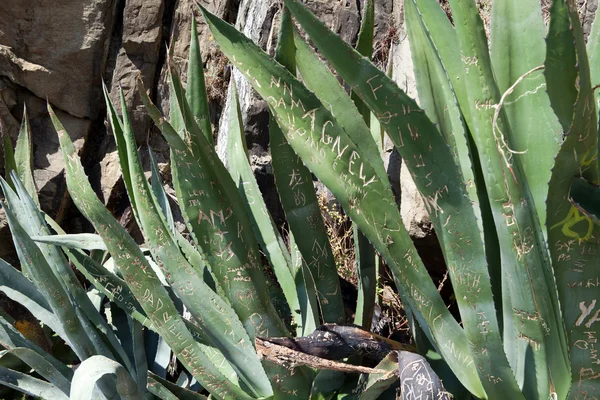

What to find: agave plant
left=2, top=0, right=600, bottom=398
left=0, top=113, right=208, bottom=398
left=1, top=11, right=387, bottom=399
left=195, top=0, right=600, bottom=398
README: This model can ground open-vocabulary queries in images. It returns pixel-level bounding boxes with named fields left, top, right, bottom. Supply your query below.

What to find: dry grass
left=318, top=193, right=414, bottom=337
left=205, top=50, right=229, bottom=105
left=318, top=193, right=357, bottom=285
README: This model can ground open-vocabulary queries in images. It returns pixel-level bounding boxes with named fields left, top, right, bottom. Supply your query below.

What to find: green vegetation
left=1, top=0, right=600, bottom=398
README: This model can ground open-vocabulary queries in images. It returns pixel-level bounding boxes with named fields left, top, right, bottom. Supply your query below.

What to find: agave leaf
left=446, top=0, right=570, bottom=396
left=140, top=69, right=312, bottom=400
left=292, top=32, right=388, bottom=186
left=107, top=87, right=272, bottom=398
left=547, top=0, right=600, bottom=396
left=31, top=233, right=107, bottom=250
left=408, top=0, right=476, bottom=143
left=131, top=317, right=148, bottom=396
left=352, top=0, right=375, bottom=124
left=269, top=116, right=323, bottom=334
left=357, top=352, right=398, bottom=400
left=139, top=77, right=289, bottom=336
left=0, top=318, right=73, bottom=395
left=545, top=0, right=578, bottom=133
left=490, top=0, right=562, bottom=231
left=50, top=105, right=253, bottom=400
left=309, top=369, right=345, bottom=399
left=290, top=233, right=320, bottom=337
left=353, top=223, right=377, bottom=330
left=587, top=1, right=600, bottom=113
left=270, top=6, right=341, bottom=326
left=70, top=356, right=142, bottom=400
left=148, top=372, right=208, bottom=400
left=225, top=80, right=307, bottom=333
left=0, top=258, right=67, bottom=340
left=269, top=112, right=324, bottom=333
left=355, top=0, right=374, bottom=62
left=148, top=383, right=179, bottom=400
left=2, top=172, right=134, bottom=371
left=148, top=146, right=176, bottom=233
left=403, top=0, right=526, bottom=396
left=110, top=305, right=137, bottom=375
left=173, top=229, right=222, bottom=296
left=408, top=2, right=505, bottom=333
left=0, top=187, right=97, bottom=361
left=405, top=0, right=479, bottom=212
left=351, top=0, right=378, bottom=331
left=0, top=347, right=71, bottom=395
left=0, top=366, right=69, bottom=400
left=199, top=4, right=483, bottom=395
left=284, top=0, right=533, bottom=395
left=13, top=106, right=38, bottom=206
left=64, top=248, right=147, bottom=324
left=186, top=15, right=213, bottom=145
left=168, top=61, right=208, bottom=158
left=167, top=66, right=187, bottom=141
left=67, top=249, right=233, bottom=382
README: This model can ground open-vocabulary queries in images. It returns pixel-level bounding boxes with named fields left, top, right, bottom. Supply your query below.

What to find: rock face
left=0, top=0, right=115, bottom=119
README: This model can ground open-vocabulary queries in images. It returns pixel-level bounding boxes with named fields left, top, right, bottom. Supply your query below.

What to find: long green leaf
left=13, top=106, right=38, bottom=206
left=50, top=105, right=252, bottom=400
left=405, top=0, right=479, bottom=211
left=587, top=0, right=600, bottom=116
left=64, top=249, right=147, bottom=323
left=140, top=74, right=312, bottom=399
left=148, top=147, right=176, bottom=233
left=269, top=12, right=346, bottom=325
left=0, top=258, right=67, bottom=340
left=404, top=0, right=523, bottom=396
left=351, top=0, right=378, bottom=331
left=0, top=186, right=96, bottom=361
left=3, top=133, right=16, bottom=188
left=108, top=86, right=272, bottom=398
left=148, top=372, right=208, bottom=400
left=545, top=0, right=578, bottom=133
left=200, top=5, right=484, bottom=395
left=139, top=77, right=288, bottom=337
left=225, top=80, right=306, bottom=333
left=130, top=317, right=148, bottom=396
left=490, top=0, right=561, bottom=231
left=292, top=32, right=388, bottom=186
left=357, top=352, right=398, bottom=400
left=31, top=233, right=108, bottom=250
left=407, top=1, right=507, bottom=367
left=0, top=317, right=73, bottom=395
left=446, top=0, right=570, bottom=397
left=5, top=172, right=134, bottom=373
left=66, top=248, right=232, bottom=375
left=70, top=356, right=142, bottom=400
left=353, top=224, right=377, bottom=331
left=284, top=0, right=534, bottom=395
left=187, top=16, right=213, bottom=145
left=547, top=0, right=600, bottom=396
left=0, top=366, right=69, bottom=400
left=0, top=347, right=71, bottom=395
